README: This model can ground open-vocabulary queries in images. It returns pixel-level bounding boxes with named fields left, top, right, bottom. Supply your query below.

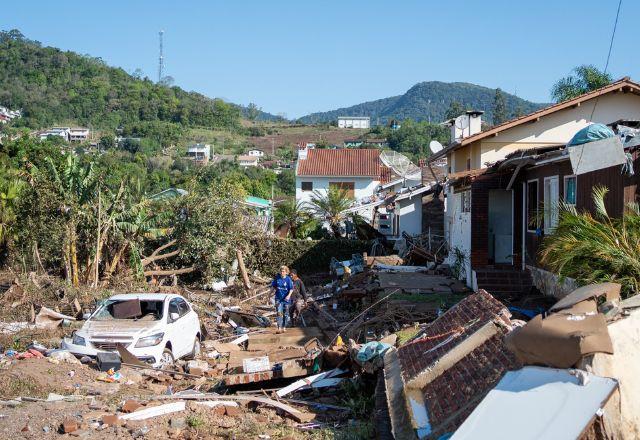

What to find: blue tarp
left=356, top=341, right=391, bottom=363
left=567, top=123, right=615, bottom=147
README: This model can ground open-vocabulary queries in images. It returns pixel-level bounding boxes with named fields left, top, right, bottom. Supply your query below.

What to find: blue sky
left=2, top=0, right=638, bottom=118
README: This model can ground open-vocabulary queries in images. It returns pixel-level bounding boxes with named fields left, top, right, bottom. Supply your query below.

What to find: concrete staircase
left=474, top=267, right=533, bottom=299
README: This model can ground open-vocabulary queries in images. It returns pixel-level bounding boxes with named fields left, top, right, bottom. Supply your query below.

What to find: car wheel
left=186, top=338, right=201, bottom=360
left=159, top=348, right=174, bottom=367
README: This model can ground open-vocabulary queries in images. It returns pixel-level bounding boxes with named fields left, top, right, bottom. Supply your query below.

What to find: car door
left=165, top=298, right=188, bottom=358
left=176, top=298, right=199, bottom=353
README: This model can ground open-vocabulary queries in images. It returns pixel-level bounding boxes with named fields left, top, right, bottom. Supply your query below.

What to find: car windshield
left=92, top=299, right=164, bottom=321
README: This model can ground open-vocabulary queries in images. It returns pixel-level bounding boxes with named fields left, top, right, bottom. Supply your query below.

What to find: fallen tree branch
left=141, top=249, right=181, bottom=267
left=144, top=267, right=195, bottom=277
left=146, top=239, right=177, bottom=259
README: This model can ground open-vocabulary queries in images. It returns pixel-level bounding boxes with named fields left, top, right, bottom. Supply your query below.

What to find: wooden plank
left=158, top=394, right=314, bottom=423
left=276, top=368, right=347, bottom=398
left=120, top=401, right=186, bottom=421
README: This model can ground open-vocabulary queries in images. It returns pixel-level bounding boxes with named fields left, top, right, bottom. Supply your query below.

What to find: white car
left=62, top=293, right=202, bottom=367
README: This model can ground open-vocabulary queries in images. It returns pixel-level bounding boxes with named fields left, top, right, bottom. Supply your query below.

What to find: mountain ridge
left=298, top=81, right=547, bottom=125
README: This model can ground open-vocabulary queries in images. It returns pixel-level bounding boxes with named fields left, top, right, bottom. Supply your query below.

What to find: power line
left=589, top=0, right=622, bottom=121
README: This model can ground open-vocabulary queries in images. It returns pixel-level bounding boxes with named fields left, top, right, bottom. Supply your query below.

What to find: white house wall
left=295, top=176, right=380, bottom=206
left=397, top=197, right=422, bottom=236
left=445, top=188, right=472, bottom=286
left=479, top=93, right=640, bottom=167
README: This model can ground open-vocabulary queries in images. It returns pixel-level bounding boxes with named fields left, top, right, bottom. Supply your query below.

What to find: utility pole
left=158, top=30, right=164, bottom=83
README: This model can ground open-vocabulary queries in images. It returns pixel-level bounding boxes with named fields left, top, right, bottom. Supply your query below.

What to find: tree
left=44, top=154, right=97, bottom=285
left=492, top=88, right=507, bottom=125
left=247, top=102, right=260, bottom=122
left=445, top=101, right=465, bottom=120
left=551, top=65, right=612, bottom=103
left=274, top=199, right=310, bottom=238
left=99, top=134, right=115, bottom=150
left=306, top=188, right=352, bottom=237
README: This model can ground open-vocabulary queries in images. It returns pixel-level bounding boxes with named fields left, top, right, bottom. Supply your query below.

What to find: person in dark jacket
left=289, top=269, right=308, bottom=325
left=272, top=265, right=293, bottom=333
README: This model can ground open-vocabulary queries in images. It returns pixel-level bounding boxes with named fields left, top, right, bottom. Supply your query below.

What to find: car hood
left=80, top=319, right=163, bottom=338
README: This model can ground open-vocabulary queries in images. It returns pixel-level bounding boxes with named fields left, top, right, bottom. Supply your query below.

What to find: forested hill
left=299, top=81, right=546, bottom=125
left=0, top=29, right=277, bottom=130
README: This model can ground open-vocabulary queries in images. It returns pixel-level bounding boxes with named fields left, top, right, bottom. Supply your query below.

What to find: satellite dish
left=429, top=140, right=443, bottom=154
left=454, top=115, right=469, bottom=131
left=380, top=151, right=421, bottom=180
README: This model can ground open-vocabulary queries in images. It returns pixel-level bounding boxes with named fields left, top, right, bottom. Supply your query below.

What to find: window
left=527, top=180, right=539, bottom=232
left=301, top=181, right=313, bottom=191
left=544, top=176, right=559, bottom=234
left=461, top=190, right=471, bottom=213
left=564, top=175, right=576, bottom=205
left=329, top=181, right=355, bottom=198
left=176, top=298, right=190, bottom=317
left=466, top=158, right=471, bottom=171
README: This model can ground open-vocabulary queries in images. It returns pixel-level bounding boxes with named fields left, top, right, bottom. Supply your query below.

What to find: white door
left=544, top=176, right=559, bottom=234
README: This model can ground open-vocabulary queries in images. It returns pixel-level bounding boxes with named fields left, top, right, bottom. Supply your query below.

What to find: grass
left=186, top=415, right=205, bottom=429
left=396, top=326, right=422, bottom=345
left=0, top=375, right=40, bottom=398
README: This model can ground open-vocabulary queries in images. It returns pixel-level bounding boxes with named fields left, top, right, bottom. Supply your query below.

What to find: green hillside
left=0, top=29, right=267, bottom=130
left=299, top=81, right=547, bottom=125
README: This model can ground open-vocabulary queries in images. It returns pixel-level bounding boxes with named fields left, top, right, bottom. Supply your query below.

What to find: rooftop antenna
left=158, top=30, right=164, bottom=83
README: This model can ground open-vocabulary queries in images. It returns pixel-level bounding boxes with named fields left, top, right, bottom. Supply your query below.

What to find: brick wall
left=470, top=171, right=522, bottom=268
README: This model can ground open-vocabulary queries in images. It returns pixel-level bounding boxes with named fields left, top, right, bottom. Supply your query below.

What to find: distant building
left=238, top=155, right=259, bottom=167
left=343, top=139, right=364, bottom=148
left=338, top=116, right=370, bottom=129
left=68, top=127, right=90, bottom=142
left=187, top=143, right=211, bottom=165
left=363, top=138, right=388, bottom=148
left=247, top=149, right=264, bottom=157
left=39, top=127, right=70, bottom=142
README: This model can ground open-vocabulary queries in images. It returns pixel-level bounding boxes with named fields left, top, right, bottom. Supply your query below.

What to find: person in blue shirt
left=272, top=265, right=294, bottom=333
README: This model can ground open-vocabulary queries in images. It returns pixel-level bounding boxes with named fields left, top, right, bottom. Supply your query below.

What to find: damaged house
left=382, top=290, right=521, bottom=439
left=382, top=285, right=636, bottom=439
left=428, top=78, right=640, bottom=296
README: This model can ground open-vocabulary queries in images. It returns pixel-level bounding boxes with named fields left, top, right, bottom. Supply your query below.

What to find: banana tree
left=45, top=154, right=97, bottom=286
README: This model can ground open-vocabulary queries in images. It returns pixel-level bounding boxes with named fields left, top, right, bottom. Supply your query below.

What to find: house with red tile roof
left=295, top=146, right=389, bottom=206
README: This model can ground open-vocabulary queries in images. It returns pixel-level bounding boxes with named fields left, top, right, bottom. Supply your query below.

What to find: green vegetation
left=539, top=186, right=640, bottom=297
left=307, top=188, right=353, bottom=237
left=551, top=65, right=612, bottom=103
left=369, top=119, right=449, bottom=160
left=299, top=81, right=545, bottom=125
left=0, top=30, right=242, bottom=131
left=492, top=88, right=507, bottom=125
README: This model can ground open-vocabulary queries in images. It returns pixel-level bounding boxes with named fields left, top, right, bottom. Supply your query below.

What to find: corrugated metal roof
left=296, top=148, right=383, bottom=177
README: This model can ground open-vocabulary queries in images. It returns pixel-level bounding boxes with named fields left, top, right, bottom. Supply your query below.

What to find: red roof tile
left=393, top=291, right=520, bottom=438
left=397, top=290, right=511, bottom=382
left=296, top=148, right=383, bottom=177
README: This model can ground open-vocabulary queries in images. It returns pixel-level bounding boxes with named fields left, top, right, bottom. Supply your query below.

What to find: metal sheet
left=451, top=366, right=618, bottom=440
left=569, top=136, right=625, bottom=176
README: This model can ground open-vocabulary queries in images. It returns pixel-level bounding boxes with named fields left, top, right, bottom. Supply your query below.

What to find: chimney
left=447, top=111, right=484, bottom=144
left=297, top=142, right=308, bottom=160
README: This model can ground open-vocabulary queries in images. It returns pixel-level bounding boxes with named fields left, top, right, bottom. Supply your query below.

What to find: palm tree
left=307, top=188, right=352, bottom=237
left=551, top=65, right=612, bottom=103
left=539, top=186, right=640, bottom=297
left=274, top=199, right=310, bottom=238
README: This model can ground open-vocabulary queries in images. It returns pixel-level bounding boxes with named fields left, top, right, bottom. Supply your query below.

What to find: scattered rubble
left=1, top=255, right=636, bottom=439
